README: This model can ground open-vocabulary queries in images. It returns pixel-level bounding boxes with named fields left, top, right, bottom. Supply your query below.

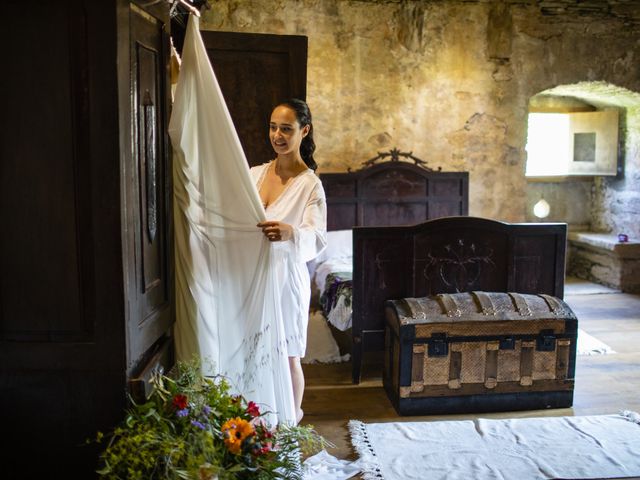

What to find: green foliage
left=94, top=357, right=328, bottom=479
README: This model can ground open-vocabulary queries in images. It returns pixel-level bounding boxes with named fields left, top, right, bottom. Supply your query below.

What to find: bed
left=312, top=150, right=567, bottom=384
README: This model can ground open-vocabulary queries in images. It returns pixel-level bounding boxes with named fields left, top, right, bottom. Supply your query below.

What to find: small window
left=525, top=110, right=619, bottom=177
left=573, top=132, right=596, bottom=163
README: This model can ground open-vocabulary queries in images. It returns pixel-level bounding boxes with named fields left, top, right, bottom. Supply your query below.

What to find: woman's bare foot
left=296, top=408, right=304, bottom=424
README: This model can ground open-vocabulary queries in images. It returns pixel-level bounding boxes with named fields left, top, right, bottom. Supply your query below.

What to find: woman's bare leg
left=289, top=356, right=304, bottom=423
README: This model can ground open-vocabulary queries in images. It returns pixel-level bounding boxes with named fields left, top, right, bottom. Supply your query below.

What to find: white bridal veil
left=168, top=16, right=295, bottom=426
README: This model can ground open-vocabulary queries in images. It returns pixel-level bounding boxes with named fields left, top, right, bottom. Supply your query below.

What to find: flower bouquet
left=95, top=358, right=327, bottom=479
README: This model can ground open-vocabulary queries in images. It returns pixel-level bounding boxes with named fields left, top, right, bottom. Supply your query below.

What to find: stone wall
left=200, top=0, right=640, bottom=225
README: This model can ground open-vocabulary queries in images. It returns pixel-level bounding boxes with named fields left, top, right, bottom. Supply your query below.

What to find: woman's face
left=269, top=105, right=309, bottom=157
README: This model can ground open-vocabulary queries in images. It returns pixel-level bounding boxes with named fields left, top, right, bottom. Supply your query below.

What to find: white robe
left=169, top=16, right=298, bottom=425
left=250, top=161, right=328, bottom=357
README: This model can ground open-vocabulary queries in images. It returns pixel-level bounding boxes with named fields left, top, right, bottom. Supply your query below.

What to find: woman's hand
left=257, top=221, right=294, bottom=242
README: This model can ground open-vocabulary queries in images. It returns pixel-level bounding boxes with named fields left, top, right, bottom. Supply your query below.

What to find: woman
left=250, top=99, right=327, bottom=424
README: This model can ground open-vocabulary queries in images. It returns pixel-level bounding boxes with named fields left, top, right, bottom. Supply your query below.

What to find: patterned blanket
left=319, top=271, right=353, bottom=331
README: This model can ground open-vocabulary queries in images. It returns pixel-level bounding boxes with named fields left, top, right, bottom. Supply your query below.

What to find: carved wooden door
left=200, top=31, right=308, bottom=166
left=124, top=3, right=174, bottom=383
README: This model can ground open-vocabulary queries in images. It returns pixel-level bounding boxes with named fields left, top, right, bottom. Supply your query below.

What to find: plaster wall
left=200, top=0, right=640, bottom=226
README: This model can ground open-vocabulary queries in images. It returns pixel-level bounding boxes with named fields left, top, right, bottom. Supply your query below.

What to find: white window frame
left=525, top=109, right=619, bottom=177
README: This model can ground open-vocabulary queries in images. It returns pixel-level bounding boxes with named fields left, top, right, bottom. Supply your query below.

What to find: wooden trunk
left=384, top=291, right=577, bottom=415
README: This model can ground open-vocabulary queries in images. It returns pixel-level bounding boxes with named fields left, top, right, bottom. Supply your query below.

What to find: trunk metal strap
left=508, top=292, right=533, bottom=316
left=520, top=340, right=535, bottom=386
left=485, top=342, right=499, bottom=389
left=556, top=339, right=571, bottom=380
left=437, top=293, right=462, bottom=317
left=448, top=350, right=462, bottom=389
left=539, top=294, right=564, bottom=315
left=403, top=297, right=427, bottom=320
left=472, top=291, right=496, bottom=315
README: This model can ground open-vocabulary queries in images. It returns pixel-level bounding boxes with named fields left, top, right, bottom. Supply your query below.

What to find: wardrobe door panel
left=125, top=4, right=174, bottom=371
left=0, top=1, right=94, bottom=342
left=0, top=2, right=125, bottom=476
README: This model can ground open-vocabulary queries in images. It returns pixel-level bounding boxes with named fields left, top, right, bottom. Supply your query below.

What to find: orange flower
left=221, top=417, right=255, bottom=454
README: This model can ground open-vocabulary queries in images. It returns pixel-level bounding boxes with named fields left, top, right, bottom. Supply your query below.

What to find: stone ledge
left=567, top=231, right=640, bottom=293
left=568, top=232, right=640, bottom=259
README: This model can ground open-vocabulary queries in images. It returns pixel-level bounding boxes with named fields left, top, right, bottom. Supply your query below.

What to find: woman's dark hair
left=277, top=98, right=317, bottom=171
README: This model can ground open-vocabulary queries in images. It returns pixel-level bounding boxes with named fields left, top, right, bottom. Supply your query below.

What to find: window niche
left=525, top=94, right=620, bottom=178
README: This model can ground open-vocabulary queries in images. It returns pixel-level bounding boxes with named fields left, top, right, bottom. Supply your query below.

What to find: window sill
left=526, top=175, right=594, bottom=183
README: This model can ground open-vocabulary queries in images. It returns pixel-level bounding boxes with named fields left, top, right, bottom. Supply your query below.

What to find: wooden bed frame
left=351, top=217, right=567, bottom=383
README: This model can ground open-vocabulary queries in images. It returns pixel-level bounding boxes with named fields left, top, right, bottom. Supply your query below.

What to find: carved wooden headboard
left=320, top=150, right=469, bottom=230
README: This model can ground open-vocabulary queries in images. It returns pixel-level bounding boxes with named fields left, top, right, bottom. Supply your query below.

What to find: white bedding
left=313, top=258, right=353, bottom=293
left=308, top=229, right=354, bottom=331
left=308, top=228, right=353, bottom=292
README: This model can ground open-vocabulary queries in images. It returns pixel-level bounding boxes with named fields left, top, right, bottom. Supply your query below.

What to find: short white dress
left=250, top=161, right=328, bottom=357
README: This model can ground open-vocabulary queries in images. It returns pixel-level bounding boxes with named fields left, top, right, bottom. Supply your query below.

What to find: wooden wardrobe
left=0, top=1, right=174, bottom=476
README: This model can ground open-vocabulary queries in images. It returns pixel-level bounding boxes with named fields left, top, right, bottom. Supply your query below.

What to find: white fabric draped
left=168, top=16, right=295, bottom=426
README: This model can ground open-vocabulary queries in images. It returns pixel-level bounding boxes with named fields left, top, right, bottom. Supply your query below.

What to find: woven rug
left=302, top=316, right=614, bottom=362
left=577, top=328, right=616, bottom=355
left=349, top=411, right=640, bottom=480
